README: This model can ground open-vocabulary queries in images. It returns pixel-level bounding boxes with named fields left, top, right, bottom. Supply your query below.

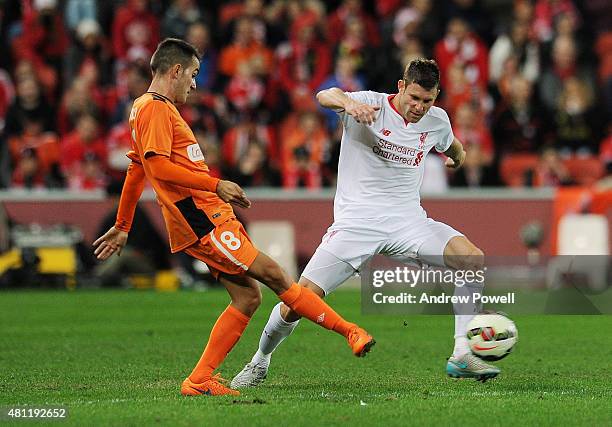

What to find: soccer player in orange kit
left=93, top=38, right=375, bottom=397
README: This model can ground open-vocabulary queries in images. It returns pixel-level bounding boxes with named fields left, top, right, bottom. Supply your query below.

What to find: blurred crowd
left=0, top=0, right=611, bottom=192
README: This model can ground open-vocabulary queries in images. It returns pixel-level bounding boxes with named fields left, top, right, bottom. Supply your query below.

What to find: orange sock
left=279, top=283, right=353, bottom=337
left=188, top=304, right=250, bottom=383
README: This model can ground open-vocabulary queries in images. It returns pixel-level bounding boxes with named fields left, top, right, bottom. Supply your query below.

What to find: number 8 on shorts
left=220, top=231, right=241, bottom=250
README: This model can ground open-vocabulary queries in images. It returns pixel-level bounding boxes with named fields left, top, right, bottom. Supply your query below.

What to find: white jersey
left=334, top=90, right=454, bottom=222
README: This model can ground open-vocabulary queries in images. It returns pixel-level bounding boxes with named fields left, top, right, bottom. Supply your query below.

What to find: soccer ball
left=466, top=312, right=518, bottom=361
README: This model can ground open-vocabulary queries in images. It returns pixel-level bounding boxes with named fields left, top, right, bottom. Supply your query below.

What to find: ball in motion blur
left=466, top=312, right=518, bottom=361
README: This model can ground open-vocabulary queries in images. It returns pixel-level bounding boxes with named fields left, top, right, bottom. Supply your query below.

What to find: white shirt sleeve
left=335, top=90, right=381, bottom=113
left=337, top=91, right=383, bottom=128
left=435, top=119, right=454, bottom=153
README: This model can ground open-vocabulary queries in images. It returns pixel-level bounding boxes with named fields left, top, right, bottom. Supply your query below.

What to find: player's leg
left=442, top=235, right=485, bottom=358
left=232, top=248, right=356, bottom=388
left=230, top=277, right=323, bottom=388
left=259, top=245, right=357, bottom=351
left=197, top=217, right=372, bottom=355
left=181, top=272, right=261, bottom=396
left=413, top=226, right=483, bottom=355
left=280, top=278, right=324, bottom=319
left=442, top=236, right=499, bottom=381
left=246, top=251, right=374, bottom=357
left=200, top=217, right=371, bottom=354
left=250, top=277, right=323, bottom=363
left=418, top=227, right=499, bottom=380
left=187, top=273, right=261, bottom=382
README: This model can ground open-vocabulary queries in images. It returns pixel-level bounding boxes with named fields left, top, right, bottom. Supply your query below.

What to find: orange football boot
left=181, top=374, right=240, bottom=396
left=347, top=325, right=376, bottom=357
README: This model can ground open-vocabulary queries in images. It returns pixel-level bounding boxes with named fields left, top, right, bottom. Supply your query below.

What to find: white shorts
left=301, top=216, right=463, bottom=295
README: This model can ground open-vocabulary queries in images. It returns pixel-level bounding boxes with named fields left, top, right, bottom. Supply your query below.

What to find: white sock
left=251, top=303, right=300, bottom=365
left=250, top=349, right=271, bottom=366
left=452, top=282, right=482, bottom=358
left=453, top=316, right=473, bottom=357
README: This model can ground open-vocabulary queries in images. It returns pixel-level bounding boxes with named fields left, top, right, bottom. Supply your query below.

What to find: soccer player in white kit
left=232, top=59, right=500, bottom=386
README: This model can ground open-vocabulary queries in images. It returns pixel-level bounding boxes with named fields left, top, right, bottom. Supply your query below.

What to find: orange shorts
left=183, top=218, right=259, bottom=278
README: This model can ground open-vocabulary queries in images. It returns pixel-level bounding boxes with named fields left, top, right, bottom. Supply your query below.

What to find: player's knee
left=453, top=247, right=484, bottom=271
left=463, top=247, right=485, bottom=271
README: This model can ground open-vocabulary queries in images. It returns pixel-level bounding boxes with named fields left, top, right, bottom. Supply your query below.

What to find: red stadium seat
left=562, top=156, right=605, bottom=186
left=500, top=154, right=539, bottom=187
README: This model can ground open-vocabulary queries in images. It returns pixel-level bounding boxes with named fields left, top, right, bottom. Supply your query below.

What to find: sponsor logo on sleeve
left=187, top=143, right=205, bottom=162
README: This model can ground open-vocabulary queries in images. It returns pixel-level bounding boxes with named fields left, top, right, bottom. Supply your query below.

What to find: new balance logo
left=316, top=312, right=326, bottom=323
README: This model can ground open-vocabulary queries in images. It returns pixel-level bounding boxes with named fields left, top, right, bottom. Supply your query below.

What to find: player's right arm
left=316, top=87, right=380, bottom=125
left=93, top=160, right=145, bottom=260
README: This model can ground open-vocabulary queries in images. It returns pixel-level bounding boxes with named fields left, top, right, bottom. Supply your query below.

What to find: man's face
left=77, top=116, right=98, bottom=141
left=187, top=24, right=208, bottom=51
left=396, top=80, right=439, bottom=123
left=448, top=18, right=468, bottom=41
left=174, top=56, right=199, bottom=104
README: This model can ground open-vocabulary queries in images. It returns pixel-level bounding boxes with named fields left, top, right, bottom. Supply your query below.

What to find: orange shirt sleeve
left=114, top=161, right=146, bottom=232
left=145, top=155, right=219, bottom=193
left=137, top=100, right=173, bottom=158
left=126, top=150, right=142, bottom=164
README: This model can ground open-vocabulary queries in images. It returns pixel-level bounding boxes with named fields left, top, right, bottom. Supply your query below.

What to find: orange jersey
left=128, top=92, right=234, bottom=252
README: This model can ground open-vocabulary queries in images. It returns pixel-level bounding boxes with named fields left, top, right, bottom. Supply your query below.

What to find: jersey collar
left=147, top=91, right=173, bottom=103
left=387, top=94, right=410, bottom=126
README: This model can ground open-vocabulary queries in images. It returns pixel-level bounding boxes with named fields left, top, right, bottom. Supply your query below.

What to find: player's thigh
left=317, top=224, right=383, bottom=268
left=415, top=219, right=464, bottom=268
left=301, top=247, right=359, bottom=296
left=301, top=225, right=382, bottom=295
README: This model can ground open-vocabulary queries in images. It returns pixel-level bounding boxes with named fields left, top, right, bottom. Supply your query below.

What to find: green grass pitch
left=1, top=289, right=611, bottom=426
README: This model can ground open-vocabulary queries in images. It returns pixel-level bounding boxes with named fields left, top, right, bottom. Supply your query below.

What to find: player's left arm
left=443, top=137, right=466, bottom=169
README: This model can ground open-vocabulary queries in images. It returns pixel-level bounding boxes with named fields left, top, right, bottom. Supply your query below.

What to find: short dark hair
left=403, top=59, right=440, bottom=91
left=150, top=38, right=200, bottom=75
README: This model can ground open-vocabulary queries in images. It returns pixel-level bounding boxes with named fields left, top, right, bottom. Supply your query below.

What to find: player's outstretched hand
left=345, top=100, right=380, bottom=125
left=93, top=226, right=128, bottom=260
left=445, top=149, right=466, bottom=169
left=216, top=180, right=251, bottom=209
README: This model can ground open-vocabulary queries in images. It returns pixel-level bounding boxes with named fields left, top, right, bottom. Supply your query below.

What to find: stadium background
left=0, top=0, right=610, bottom=286
left=1, top=2, right=611, bottom=425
